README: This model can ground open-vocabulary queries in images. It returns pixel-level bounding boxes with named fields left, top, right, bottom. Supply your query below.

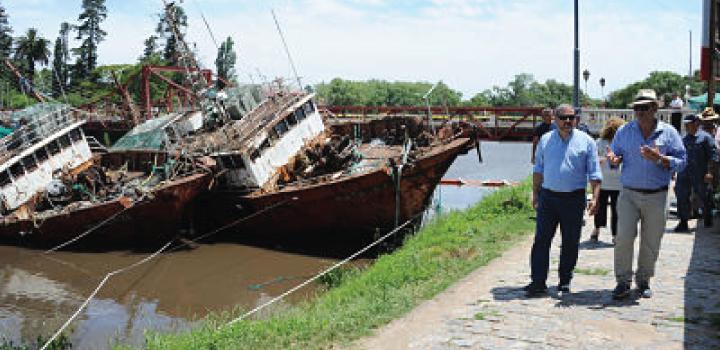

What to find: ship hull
left=197, top=138, right=470, bottom=241
left=0, top=172, right=211, bottom=248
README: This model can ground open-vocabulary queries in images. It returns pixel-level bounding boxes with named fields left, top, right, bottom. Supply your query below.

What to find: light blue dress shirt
left=534, top=129, right=602, bottom=192
left=610, top=120, right=686, bottom=190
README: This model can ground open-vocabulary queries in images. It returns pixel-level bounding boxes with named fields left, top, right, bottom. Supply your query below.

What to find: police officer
left=675, top=113, right=719, bottom=232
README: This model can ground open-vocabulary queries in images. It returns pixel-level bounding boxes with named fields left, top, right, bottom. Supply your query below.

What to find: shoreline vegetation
left=132, top=179, right=534, bottom=350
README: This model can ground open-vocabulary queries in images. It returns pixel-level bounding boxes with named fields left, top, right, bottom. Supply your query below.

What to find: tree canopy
left=606, top=71, right=704, bottom=108
left=215, top=36, right=236, bottom=89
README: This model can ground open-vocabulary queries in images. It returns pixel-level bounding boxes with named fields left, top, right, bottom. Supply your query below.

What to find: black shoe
left=637, top=281, right=653, bottom=298
left=674, top=221, right=689, bottom=233
left=612, top=282, right=631, bottom=300
left=704, top=219, right=713, bottom=228
left=524, top=282, right=547, bottom=297
left=557, top=284, right=571, bottom=295
left=590, top=235, right=599, bottom=243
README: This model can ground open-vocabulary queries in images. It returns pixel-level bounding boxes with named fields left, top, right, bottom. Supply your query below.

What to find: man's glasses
left=557, top=115, right=575, bottom=121
left=634, top=104, right=651, bottom=112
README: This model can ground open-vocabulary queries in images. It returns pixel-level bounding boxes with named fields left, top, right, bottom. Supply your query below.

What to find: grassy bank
left=140, top=180, right=535, bottom=350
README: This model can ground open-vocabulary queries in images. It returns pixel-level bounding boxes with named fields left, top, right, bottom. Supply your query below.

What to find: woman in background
left=592, top=117, right=625, bottom=243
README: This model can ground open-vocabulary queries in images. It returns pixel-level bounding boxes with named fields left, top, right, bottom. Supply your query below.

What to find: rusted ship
left=0, top=103, right=212, bottom=247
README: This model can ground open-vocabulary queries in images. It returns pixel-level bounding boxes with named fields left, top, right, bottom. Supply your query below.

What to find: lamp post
left=573, top=0, right=580, bottom=108
left=582, top=69, right=590, bottom=97
left=599, top=77, right=606, bottom=104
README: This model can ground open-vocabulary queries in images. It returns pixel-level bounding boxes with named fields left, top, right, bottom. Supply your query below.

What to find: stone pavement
left=354, top=205, right=720, bottom=350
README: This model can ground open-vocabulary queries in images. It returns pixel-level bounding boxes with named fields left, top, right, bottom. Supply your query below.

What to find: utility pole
left=573, top=0, right=580, bottom=109
left=690, top=30, right=693, bottom=78
left=709, top=0, right=717, bottom=109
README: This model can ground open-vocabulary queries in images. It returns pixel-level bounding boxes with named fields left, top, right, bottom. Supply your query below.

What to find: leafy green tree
left=13, top=28, right=50, bottom=81
left=140, top=35, right=160, bottom=62
left=73, top=0, right=107, bottom=82
left=0, top=4, right=12, bottom=59
left=606, top=71, right=704, bottom=108
left=156, top=4, right=187, bottom=65
left=215, top=36, right=236, bottom=89
left=51, top=23, right=71, bottom=97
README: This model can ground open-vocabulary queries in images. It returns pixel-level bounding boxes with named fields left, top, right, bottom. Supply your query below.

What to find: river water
left=0, top=141, right=531, bottom=349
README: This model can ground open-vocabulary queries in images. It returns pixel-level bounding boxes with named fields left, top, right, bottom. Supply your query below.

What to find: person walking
left=526, top=104, right=602, bottom=297
left=674, top=113, right=718, bottom=232
left=606, top=89, right=687, bottom=300
left=591, top=117, right=625, bottom=243
left=531, top=108, right=555, bottom=164
left=669, top=92, right=684, bottom=133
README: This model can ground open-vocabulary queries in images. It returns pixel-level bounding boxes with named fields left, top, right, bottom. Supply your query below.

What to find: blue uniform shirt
left=679, top=129, right=718, bottom=179
left=610, top=120, right=686, bottom=189
left=534, top=129, right=602, bottom=192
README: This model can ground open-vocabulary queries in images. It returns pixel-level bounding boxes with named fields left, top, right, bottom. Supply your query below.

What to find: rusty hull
left=197, top=138, right=470, bottom=240
left=0, top=172, right=211, bottom=248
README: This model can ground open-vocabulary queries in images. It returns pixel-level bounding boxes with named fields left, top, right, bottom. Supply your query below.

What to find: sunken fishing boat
left=0, top=103, right=212, bottom=247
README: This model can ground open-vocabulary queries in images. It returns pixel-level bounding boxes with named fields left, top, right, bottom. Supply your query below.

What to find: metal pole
left=690, top=30, right=693, bottom=78
left=573, top=0, right=580, bottom=108
left=709, top=0, right=717, bottom=109
left=271, top=9, right=303, bottom=90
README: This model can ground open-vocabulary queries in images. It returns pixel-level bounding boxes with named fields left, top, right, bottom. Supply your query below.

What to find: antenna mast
left=271, top=9, right=303, bottom=90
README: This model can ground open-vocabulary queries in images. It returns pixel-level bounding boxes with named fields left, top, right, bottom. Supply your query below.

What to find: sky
left=4, top=0, right=704, bottom=99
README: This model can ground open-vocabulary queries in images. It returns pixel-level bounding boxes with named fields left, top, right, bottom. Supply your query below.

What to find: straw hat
left=699, top=107, right=719, bottom=121
left=630, top=89, right=658, bottom=106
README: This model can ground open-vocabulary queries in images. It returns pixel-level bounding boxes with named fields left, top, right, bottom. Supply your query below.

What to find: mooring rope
left=226, top=214, right=419, bottom=326
left=39, top=239, right=175, bottom=350
left=38, top=196, right=300, bottom=348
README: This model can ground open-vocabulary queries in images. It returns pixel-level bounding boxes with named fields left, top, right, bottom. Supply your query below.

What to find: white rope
left=40, top=239, right=175, bottom=350
left=227, top=215, right=417, bottom=325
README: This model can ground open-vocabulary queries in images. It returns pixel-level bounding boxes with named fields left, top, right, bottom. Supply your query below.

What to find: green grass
left=574, top=268, right=610, bottom=276
left=139, top=180, right=535, bottom=350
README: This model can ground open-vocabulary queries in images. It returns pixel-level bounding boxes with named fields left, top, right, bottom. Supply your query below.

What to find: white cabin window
left=9, top=162, right=23, bottom=179
left=35, top=147, right=49, bottom=163
left=303, top=100, right=315, bottom=115
left=294, top=108, right=306, bottom=122
left=273, top=120, right=289, bottom=136
left=0, top=170, right=10, bottom=188
left=47, top=140, right=61, bottom=155
left=287, top=112, right=298, bottom=126
left=58, top=135, right=71, bottom=149
left=21, top=154, right=38, bottom=172
left=69, top=128, right=82, bottom=143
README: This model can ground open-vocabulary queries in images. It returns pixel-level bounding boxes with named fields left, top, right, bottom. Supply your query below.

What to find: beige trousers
left=614, top=188, right=668, bottom=284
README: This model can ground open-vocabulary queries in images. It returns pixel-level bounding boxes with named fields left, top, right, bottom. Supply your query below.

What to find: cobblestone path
left=354, top=209, right=720, bottom=350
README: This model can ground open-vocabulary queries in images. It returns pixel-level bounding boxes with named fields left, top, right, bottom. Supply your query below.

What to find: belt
left=624, top=186, right=668, bottom=194
left=542, top=188, right=585, bottom=196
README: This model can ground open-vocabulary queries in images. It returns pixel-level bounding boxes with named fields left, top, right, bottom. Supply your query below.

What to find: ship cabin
left=214, top=93, right=325, bottom=190
left=0, top=104, right=92, bottom=214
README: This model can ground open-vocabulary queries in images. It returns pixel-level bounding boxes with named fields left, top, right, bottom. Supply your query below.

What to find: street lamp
left=599, top=77, right=606, bottom=102
left=582, top=69, right=590, bottom=95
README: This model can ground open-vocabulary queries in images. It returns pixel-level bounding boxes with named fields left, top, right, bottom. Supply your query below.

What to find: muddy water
left=0, top=141, right=531, bottom=349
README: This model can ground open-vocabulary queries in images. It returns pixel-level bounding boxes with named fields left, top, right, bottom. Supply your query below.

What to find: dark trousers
left=594, top=189, right=619, bottom=236
left=531, top=188, right=585, bottom=286
left=675, top=175, right=713, bottom=225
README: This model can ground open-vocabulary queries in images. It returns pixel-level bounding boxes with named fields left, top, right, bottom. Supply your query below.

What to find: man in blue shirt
left=675, top=113, right=718, bottom=231
left=527, top=104, right=602, bottom=297
left=607, top=89, right=687, bottom=300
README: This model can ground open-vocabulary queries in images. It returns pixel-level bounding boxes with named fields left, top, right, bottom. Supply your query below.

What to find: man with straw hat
left=606, top=89, right=687, bottom=300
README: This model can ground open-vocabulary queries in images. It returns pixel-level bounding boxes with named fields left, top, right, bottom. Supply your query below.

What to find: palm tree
left=13, top=28, right=50, bottom=81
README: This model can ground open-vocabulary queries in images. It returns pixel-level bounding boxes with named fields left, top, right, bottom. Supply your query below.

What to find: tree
left=52, top=23, right=71, bottom=97
left=156, top=4, right=187, bottom=65
left=140, top=35, right=160, bottom=62
left=606, top=71, right=705, bottom=108
left=74, top=0, right=107, bottom=82
left=215, top=36, right=236, bottom=89
left=13, top=28, right=50, bottom=81
left=0, top=4, right=12, bottom=59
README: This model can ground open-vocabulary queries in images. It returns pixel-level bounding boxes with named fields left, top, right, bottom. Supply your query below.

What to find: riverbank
left=138, top=180, right=535, bottom=349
